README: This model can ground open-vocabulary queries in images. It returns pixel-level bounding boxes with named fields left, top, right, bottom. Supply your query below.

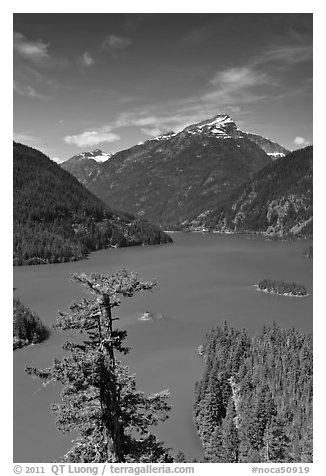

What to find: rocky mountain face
left=242, top=132, right=288, bottom=159
left=188, top=146, right=312, bottom=237
left=61, top=149, right=111, bottom=185
left=63, top=114, right=286, bottom=227
left=14, top=142, right=172, bottom=266
left=72, top=149, right=113, bottom=162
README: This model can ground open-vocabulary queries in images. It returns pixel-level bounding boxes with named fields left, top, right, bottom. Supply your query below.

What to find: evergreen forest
left=257, top=279, right=308, bottom=296
left=13, top=297, right=48, bottom=349
left=190, top=146, right=313, bottom=237
left=13, top=142, right=172, bottom=266
left=194, top=322, right=312, bottom=463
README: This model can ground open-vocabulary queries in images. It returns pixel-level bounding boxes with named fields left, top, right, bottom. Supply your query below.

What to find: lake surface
left=13, top=233, right=313, bottom=462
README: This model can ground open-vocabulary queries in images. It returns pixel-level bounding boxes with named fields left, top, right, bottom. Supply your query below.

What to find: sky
left=13, top=13, right=313, bottom=163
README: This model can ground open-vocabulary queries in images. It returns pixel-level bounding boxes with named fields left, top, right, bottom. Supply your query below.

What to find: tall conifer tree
left=26, top=269, right=173, bottom=463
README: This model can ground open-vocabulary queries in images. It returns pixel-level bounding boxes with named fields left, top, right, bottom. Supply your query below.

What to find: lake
left=13, top=232, right=313, bottom=462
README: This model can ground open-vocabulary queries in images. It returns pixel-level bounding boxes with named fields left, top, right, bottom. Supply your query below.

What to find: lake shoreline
left=164, top=229, right=312, bottom=242
left=13, top=232, right=313, bottom=462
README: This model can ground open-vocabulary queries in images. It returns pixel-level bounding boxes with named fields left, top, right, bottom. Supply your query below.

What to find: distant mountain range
left=13, top=142, right=172, bottom=266
left=187, top=146, right=312, bottom=237
left=62, top=114, right=289, bottom=227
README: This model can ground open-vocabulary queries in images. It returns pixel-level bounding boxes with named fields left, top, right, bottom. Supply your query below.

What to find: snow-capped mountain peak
left=180, top=113, right=288, bottom=157
left=197, top=114, right=235, bottom=128
left=70, top=149, right=112, bottom=163
left=88, top=149, right=112, bottom=162
left=181, top=114, right=241, bottom=139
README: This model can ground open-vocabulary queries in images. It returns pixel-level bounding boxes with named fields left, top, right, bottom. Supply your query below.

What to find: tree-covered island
left=256, top=279, right=308, bottom=296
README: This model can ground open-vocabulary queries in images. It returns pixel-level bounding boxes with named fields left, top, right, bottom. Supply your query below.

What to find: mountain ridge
left=62, top=114, right=288, bottom=227
left=187, top=145, right=313, bottom=237
left=13, top=142, right=172, bottom=266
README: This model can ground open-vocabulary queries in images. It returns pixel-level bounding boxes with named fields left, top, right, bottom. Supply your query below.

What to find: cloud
left=294, top=136, right=310, bottom=147
left=68, top=39, right=311, bottom=145
left=14, top=32, right=49, bottom=62
left=82, top=52, right=94, bottom=67
left=113, top=110, right=214, bottom=137
left=141, top=127, right=164, bottom=137
left=64, top=130, right=120, bottom=147
left=224, top=105, right=241, bottom=113
left=196, top=42, right=312, bottom=109
left=14, top=81, right=46, bottom=99
left=131, top=116, right=162, bottom=127
left=210, top=67, right=270, bottom=88
left=255, top=44, right=312, bottom=66
left=83, top=57, right=284, bottom=141
left=201, top=66, right=273, bottom=105
left=102, top=35, right=131, bottom=51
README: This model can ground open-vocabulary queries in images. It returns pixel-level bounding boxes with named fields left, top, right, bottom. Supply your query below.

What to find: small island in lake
left=13, top=297, right=48, bottom=349
left=302, top=245, right=313, bottom=259
left=256, top=279, right=308, bottom=297
left=138, top=311, right=165, bottom=321
left=138, top=311, right=154, bottom=321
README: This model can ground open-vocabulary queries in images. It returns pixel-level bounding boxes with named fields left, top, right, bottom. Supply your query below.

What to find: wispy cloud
left=13, top=32, right=65, bottom=100
left=254, top=44, right=312, bottom=66
left=121, top=61, right=280, bottom=136
left=112, top=109, right=221, bottom=137
left=103, top=67, right=275, bottom=137
left=13, top=81, right=46, bottom=99
left=64, top=130, right=120, bottom=147
left=14, top=32, right=50, bottom=62
left=82, top=52, right=94, bottom=67
left=102, top=35, right=131, bottom=51
left=67, top=93, right=248, bottom=143
left=141, top=127, right=164, bottom=137
left=202, top=66, right=273, bottom=104
left=210, top=67, right=270, bottom=88
left=63, top=36, right=312, bottom=144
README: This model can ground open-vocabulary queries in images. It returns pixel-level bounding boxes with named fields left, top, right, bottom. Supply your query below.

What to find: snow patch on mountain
left=71, top=149, right=112, bottom=163
left=88, top=149, right=112, bottom=162
left=182, top=114, right=243, bottom=139
left=148, top=131, right=176, bottom=142
left=267, top=151, right=287, bottom=159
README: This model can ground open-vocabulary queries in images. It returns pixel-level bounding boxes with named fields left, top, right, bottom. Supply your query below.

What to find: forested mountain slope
left=13, top=142, right=172, bottom=265
left=194, top=323, right=312, bottom=463
left=189, top=146, right=313, bottom=237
